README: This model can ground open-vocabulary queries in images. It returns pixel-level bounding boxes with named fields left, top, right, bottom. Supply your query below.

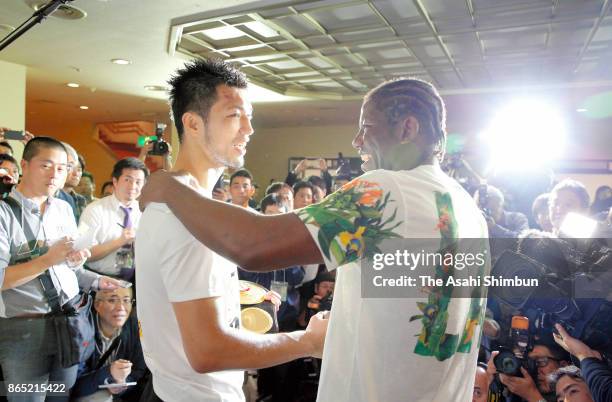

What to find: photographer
left=553, top=324, right=612, bottom=402
left=474, top=185, right=529, bottom=238
left=488, top=341, right=570, bottom=402
left=0, top=154, right=19, bottom=197
left=299, top=271, right=335, bottom=328
left=137, top=139, right=172, bottom=170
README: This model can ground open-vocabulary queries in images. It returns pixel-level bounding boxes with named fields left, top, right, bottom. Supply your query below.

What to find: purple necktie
left=120, top=206, right=132, bottom=229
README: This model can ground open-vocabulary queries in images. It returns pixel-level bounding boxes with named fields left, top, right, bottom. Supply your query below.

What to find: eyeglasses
left=99, top=297, right=134, bottom=307
left=533, top=356, right=559, bottom=367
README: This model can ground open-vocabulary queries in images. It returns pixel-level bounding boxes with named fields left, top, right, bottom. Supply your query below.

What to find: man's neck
left=114, top=194, right=133, bottom=207
left=232, top=200, right=249, bottom=209
left=63, top=185, right=74, bottom=193
left=173, top=145, right=224, bottom=191
left=15, top=183, right=49, bottom=209
left=99, top=319, right=119, bottom=339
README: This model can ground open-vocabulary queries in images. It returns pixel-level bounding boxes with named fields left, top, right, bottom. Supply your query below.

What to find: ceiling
left=172, top=0, right=612, bottom=99
left=1, top=0, right=612, bottom=129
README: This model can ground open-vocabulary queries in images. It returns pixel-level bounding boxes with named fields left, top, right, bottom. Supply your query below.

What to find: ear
left=112, top=177, right=118, bottom=188
left=399, top=115, right=420, bottom=144
left=182, top=111, right=204, bottom=140
left=20, top=159, right=27, bottom=172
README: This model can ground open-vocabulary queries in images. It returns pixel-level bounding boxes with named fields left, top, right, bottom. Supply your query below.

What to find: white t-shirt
left=136, top=186, right=243, bottom=402
left=297, top=166, right=490, bottom=402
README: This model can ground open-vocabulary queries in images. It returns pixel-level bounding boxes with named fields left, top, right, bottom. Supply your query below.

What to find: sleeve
left=295, top=170, right=403, bottom=270
left=160, top=236, right=226, bottom=302
left=0, top=212, right=11, bottom=286
left=71, top=360, right=112, bottom=398
left=285, top=266, right=306, bottom=287
left=581, top=357, right=612, bottom=402
left=322, top=169, right=333, bottom=194
left=285, top=171, right=298, bottom=187
left=78, top=203, right=103, bottom=247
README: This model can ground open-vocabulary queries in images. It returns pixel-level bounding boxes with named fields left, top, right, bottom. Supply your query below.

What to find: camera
left=148, top=122, right=169, bottom=156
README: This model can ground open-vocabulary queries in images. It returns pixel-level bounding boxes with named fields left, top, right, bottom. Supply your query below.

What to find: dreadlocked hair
left=365, top=78, right=447, bottom=161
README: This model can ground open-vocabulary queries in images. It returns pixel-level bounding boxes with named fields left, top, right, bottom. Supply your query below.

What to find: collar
left=10, top=188, right=52, bottom=214
left=110, top=194, right=137, bottom=211
left=96, top=315, right=121, bottom=342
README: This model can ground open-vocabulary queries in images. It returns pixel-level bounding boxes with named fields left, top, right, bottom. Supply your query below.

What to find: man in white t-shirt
left=140, top=77, right=490, bottom=401
left=135, top=59, right=327, bottom=402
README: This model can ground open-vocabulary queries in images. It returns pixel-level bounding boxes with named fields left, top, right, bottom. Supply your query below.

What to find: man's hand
left=212, top=187, right=230, bottom=202
left=554, top=323, right=602, bottom=361
left=110, top=359, right=132, bottom=383
left=22, top=131, right=34, bottom=145
left=499, top=368, right=543, bottom=402
left=317, top=158, right=328, bottom=172
left=303, top=310, right=329, bottom=358
left=263, top=290, right=281, bottom=312
left=98, top=276, right=122, bottom=290
left=65, top=248, right=91, bottom=268
left=139, top=170, right=194, bottom=211
left=138, top=141, right=154, bottom=162
left=117, top=228, right=136, bottom=246
left=293, top=159, right=308, bottom=176
left=41, top=238, right=75, bottom=267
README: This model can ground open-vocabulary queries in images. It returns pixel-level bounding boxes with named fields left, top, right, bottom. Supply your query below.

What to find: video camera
left=148, top=122, right=169, bottom=156
left=490, top=233, right=612, bottom=356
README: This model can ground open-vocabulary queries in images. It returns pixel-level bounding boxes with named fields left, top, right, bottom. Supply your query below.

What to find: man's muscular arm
left=140, top=172, right=322, bottom=272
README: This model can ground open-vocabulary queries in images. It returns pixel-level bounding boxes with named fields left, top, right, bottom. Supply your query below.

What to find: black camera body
left=148, top=123, right=169, bottom=156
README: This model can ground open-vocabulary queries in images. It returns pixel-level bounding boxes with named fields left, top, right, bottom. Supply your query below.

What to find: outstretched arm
left=140, top=172, right=323, bottom=271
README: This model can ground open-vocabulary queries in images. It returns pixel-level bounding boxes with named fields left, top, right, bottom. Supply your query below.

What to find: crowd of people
left=0, top=56, right=610, bottom=402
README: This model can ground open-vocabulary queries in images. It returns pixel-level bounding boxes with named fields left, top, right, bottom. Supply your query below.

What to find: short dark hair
left=230, top=168, right=253, bottom=185
left=365, top=78, right=446, bottom=160
left=111, top=157, right=149, bottom=180
left=0, top=153, right=18, bottom=166
left=266, top=181, right=293, bottom=196
left=307, top=175, right=326, bottom=191
left=22, top=137, right=67, bottom=161
left=81, top=171, right=95, bottom=183
left=293, top=180, right=314, bottom=195
left=260, top=193, right=281, bottom=213
left=548, top=365, right=584, bottom=394
left=101, top=180, right=113, bottom=195
left=0, top=141, right=13, bottom=154
left=168, top=59, right=248, bottom=142
left=78, top=154, right=86, bottom=171
left=551, top=179, right=590, bottom=210
left=532, top=193, right=550, bottom=216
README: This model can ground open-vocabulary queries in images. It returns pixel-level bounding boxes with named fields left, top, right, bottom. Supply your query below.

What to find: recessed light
left=144, top=85, right=168, bottom=91
left=79, top=106, right=89, bottom=110
left=111, top=58, right=131, bottom=65
left=66, top=82, right=80, bottom=88
left=576, top=108, right=588, bottom=113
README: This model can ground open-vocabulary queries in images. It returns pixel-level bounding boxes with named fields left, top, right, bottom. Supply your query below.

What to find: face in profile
left=549, top=189, right=587, bottom=233
left=196, top=85, right=254, bottom=170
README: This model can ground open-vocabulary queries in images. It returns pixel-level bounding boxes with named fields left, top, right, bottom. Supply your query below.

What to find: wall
left=244, top=124, right=358, bottom=193
left=0, top=60, right=26, bottom=159
left=26, top=118, right=117, bottom=195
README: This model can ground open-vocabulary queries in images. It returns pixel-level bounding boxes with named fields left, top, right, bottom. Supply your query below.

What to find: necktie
left=120, top=206, right=132, bottom=229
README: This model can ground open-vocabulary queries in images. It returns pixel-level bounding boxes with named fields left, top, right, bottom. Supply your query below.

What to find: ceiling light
left=202, top=26, right=244, bottom=40
left=66, top=83, right=80, bottom=88
left=111, top=58, right=131, bottom=65
left=30, top=2, right=87, bottom=20
left=576, top=108, right=588, bottom=113
left=79, top=106, right=89, bottom=110
left=144, top=85, right=168, bottom=92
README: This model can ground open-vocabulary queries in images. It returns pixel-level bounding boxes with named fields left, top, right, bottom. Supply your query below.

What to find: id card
left=270, top=280, right=288, bottom=302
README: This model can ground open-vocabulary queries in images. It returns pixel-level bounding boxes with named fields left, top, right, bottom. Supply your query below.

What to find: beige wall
left=244, top=124, right=358, bottom=194
left=26, top=118, right=117, bottom=195
left=0, top=60, right=26, bottom=160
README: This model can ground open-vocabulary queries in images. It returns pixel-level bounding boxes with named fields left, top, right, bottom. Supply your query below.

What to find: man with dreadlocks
left=139, top=76, right=490, bottom=402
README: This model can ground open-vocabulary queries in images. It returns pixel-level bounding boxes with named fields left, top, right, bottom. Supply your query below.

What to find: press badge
left=270, top=281, right=288, bottom=302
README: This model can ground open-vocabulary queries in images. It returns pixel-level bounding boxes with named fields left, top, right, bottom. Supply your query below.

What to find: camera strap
left=1, top=196, right=62, bottom=314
